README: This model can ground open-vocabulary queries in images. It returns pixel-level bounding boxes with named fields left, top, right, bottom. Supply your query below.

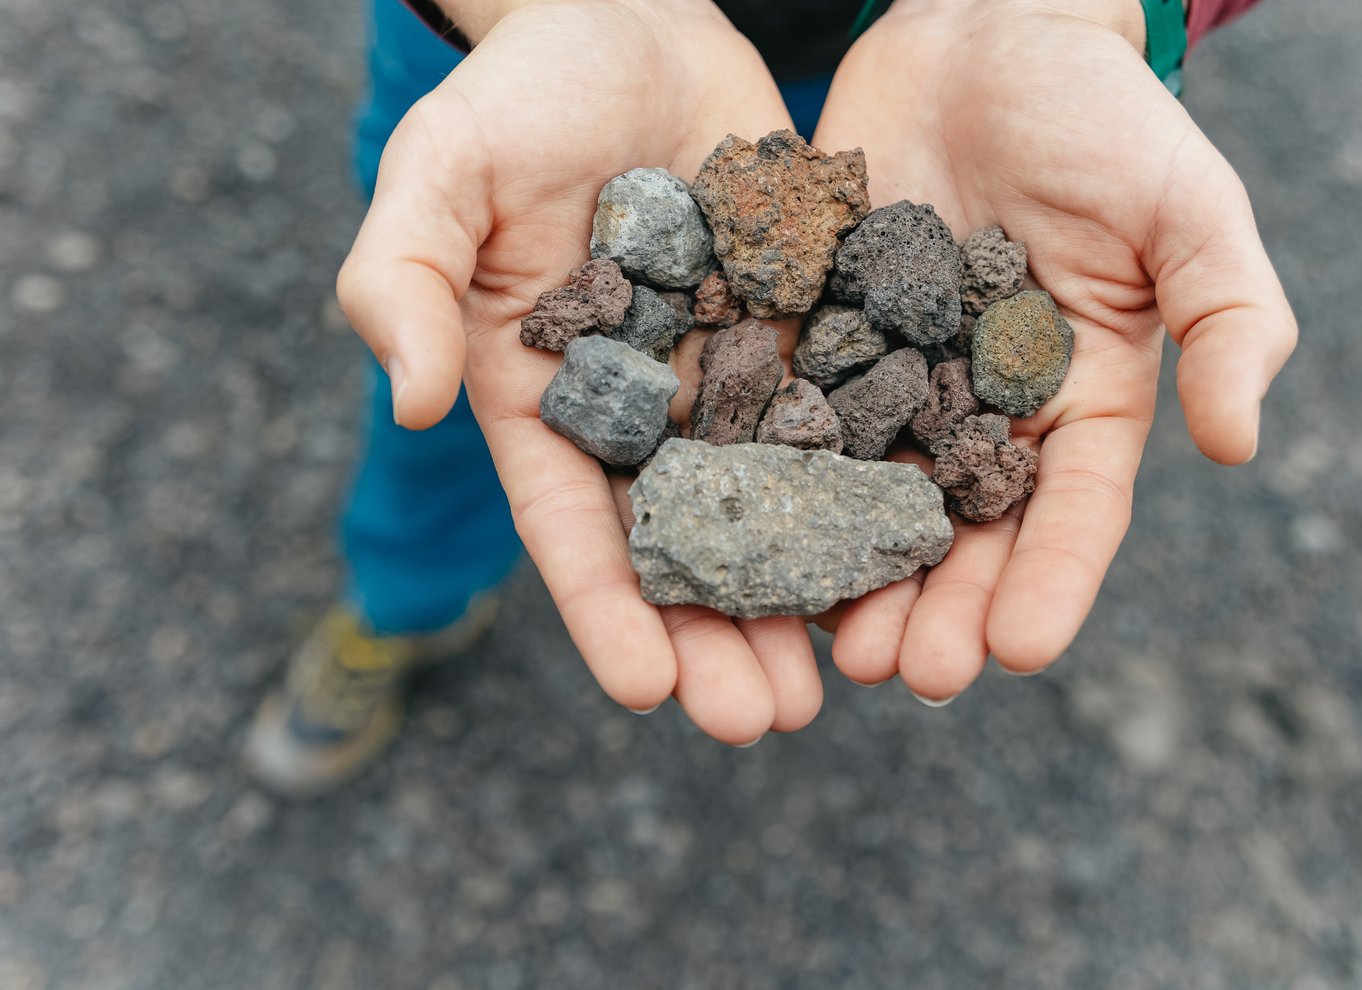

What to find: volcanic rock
left=959, top=225, right=1027, bottom=317
left=910, top=358, right=979, bottom=453
left=629, top=439, right=954, bottom=617
left=826, top=348, right=930, bottom=460
left=540, top=336, right=680, bottom=466
left=520, top=259, right=632, bottom=351
left=971, top=290, right=1074, bottom=417
left=828, top=200, right=962, bottom=347
left=932, top=414, right=1038, bottom=522
left=692, top=130, right=870, bottom=319
left=689, top=320, right=783, bottom=445
left=792, top=304, right=891, bottom=389
left=692, top=271, right=744, bottom=328
left=609, top=285, right=693, bottom=363
left=590, top=168, right=715, bottom=290
left=755, top=379, right=842, bottom=452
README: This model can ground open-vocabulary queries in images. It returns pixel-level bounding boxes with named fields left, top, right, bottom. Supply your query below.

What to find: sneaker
left=243, top=595, right=498, bottom=798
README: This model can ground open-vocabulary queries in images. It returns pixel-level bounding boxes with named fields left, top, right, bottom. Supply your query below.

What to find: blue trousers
left=344, top=0, right=833, bottom=635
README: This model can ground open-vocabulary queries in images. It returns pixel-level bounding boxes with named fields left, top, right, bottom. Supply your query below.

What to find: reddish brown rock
left=756, top=379, right=843, bottom=452
left=519, top=259, right=633, bottom=351
left=692, top=130, right=870, bottom=319
left=959, top=226, right=1027, bottom=317
left=692, top=271, right=744, bottom=328
left=690, top=319, right=783, bottom=445
left=910, top=358, right=980, bottom=453
left=826, top=348, right=930, bottom=460
left=932, top=414, right=1038, bottom=522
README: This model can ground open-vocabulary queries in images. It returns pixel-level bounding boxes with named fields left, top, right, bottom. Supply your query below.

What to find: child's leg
left=341, top=0, right=520, bottom=635
left=342, top=359, right=521, bottom=634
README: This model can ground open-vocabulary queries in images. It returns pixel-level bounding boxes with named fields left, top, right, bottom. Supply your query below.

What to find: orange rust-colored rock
left=692, top=130, right=869, bottom=319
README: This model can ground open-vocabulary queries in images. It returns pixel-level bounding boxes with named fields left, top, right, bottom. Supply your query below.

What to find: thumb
left=1149, top=142, right=1297, bottom=464
left=337, top=97, right=492, bottom=430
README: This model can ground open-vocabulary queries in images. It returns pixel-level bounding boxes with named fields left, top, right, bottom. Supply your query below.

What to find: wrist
left=438, top=0, right=722, bottom=47
left=881, top=0, right=1149, bottom=55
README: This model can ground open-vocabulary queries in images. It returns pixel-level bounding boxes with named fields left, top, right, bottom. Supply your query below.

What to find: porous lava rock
left=540, top=335, right=680, bottom=466
left=826, top=348, right=930, bottom=460
left=932, top=414, right=1038, bottom=522
left=692, top=271, right=744, bottom=328
left=828, top=200, right=962, bottom=347
left=609, top=285, right=693, bottom=363
left=692, top=130, right=870, bottom=319
left=792, top=304, right=891, bottom=389
left=755, top=379, right=843, bottom=452
left=971, top=290, right=1074, bottom=417
left=959, top=225, right=1027, bottom=317
left=520, top=259, right=632, bottom=351
left=629, top=439, right=953, bottom=617
left=590, top=168, right=715, bottom=289
left=910, top=358, right=979, bottom=453
left=689, top=320, right=783, bottom=445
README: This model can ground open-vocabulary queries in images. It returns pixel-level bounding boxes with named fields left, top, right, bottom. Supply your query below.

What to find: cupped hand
left=813, top=0, right=1297, bottom=700
left=337, top=0, right=824, bottom=744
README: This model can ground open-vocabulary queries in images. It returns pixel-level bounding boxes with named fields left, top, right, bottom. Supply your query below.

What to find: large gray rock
left=590, top=168, right=715, bottom=290
left=629, top=439, right=954, bottom=618
left=540, top=336, right=680, bottom=466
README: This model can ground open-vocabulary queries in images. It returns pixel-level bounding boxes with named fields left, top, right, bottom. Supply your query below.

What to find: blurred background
left=1, top=0, right=1360, bottom=987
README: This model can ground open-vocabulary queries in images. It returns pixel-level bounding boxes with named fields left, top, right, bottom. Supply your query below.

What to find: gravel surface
left=1, top=2, right=1360, bottom=988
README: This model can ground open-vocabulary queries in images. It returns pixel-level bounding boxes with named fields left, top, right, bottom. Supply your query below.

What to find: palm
left=340, top=1, right=824, bottom=744
left=813, top=4, right=1295, bottom=698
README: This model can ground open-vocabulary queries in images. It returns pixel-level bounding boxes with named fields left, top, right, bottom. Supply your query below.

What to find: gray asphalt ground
left=2, top=1, right=1361, bottom=988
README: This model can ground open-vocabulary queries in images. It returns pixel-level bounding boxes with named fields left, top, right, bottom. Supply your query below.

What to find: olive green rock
left=970, top=291, right=1074, bottom=417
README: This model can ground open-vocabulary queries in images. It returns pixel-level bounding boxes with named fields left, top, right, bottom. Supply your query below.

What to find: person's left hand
left=810, top=0, right=1297, bottom=702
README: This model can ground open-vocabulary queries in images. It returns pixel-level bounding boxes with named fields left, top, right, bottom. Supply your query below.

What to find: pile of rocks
left=521, top=130, right=1072, bottom=618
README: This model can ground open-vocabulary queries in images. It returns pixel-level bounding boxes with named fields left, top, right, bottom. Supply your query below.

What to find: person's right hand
left=337, top=0, right=825, bottom=745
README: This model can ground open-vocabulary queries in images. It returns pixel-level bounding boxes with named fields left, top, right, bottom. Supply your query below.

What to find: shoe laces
left=288, top=610, right=416, bottom=734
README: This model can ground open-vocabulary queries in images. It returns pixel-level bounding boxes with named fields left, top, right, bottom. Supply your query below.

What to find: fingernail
left=911, top=691, right=959, bottom=708
left=1001, top=665, right=1046, bottom=677
left=627, top=703, right=661, bottom=715
left=386, top=355, right=407, bottom=427
left=734, top=735, right=764, bottom=749
left=846, top=675, right=882, bottom=688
